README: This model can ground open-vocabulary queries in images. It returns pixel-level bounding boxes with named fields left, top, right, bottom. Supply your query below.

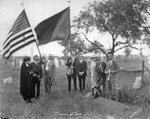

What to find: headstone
left=84, top=92, right=93, bottom=98
left=12, top=61, right=15, bottom=66
left=148, top=56, right=150, bottom=64
left=54, top=58, right=60, bottom=68
left=3, top=77, right=13, bottom=85
left=106, top=115, right=115, bottom=119
left=60, top=59, right=64, bottom=65
left=132, top=76, right=142, bottom=89
left=19, top=60, right=22, bottom=67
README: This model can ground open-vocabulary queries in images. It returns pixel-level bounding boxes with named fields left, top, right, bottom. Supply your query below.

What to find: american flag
left=2, top=9, right=36, bottom=59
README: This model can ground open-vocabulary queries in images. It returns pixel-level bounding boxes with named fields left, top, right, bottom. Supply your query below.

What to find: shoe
left=26, top=99, right=32, bottom=103
left=32, top=98, right=35, bottom=101
left=36, top=97, right=40, bottom=99
left=24, top=100, right=28, bottom=103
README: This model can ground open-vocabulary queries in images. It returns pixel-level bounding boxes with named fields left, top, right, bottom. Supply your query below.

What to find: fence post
left=141, top=61, right=144, bottom=81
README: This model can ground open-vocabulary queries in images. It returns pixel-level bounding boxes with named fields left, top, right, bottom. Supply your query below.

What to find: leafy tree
left=72, top=0, right=147, bottom=56
left=59, top=32, right=87, bottom=56
left=87, top=40, right=104, bottom=53
left=116, top=0, right=150, bottom=46
left=72, top=6, right=108, bottom=58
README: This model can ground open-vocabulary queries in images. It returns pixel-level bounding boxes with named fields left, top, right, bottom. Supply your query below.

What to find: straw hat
left=91, top=54, right=98, bottom=59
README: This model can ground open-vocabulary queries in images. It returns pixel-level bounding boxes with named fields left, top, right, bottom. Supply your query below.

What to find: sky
left=0, top=0, right=149, bottom=57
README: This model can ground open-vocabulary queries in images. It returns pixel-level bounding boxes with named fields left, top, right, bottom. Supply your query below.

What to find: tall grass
left=0, top=58, right=150, bottom=119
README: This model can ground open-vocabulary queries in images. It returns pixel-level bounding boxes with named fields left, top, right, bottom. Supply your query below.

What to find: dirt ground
left=0, top=58, right=150, bottom=119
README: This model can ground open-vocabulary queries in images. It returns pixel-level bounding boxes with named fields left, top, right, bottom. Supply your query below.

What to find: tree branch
left=114, top=41, right=129, bottom=47
left=114, top=45, right=140, bottom=53
left=116, top=2, right=150, bottom=35
left=81, top=32, right=107, bottom=56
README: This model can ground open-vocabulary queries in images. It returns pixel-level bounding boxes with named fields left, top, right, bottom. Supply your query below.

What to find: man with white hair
left=31, top=55, right=43, bottom=99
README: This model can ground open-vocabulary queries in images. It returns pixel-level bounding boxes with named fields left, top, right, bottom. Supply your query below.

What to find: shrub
left=118, top=81, right=150, bottom=108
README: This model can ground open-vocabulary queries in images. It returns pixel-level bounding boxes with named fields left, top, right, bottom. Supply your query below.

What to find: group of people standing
left=20, top=55, right=43, bottom=103
left=66, top=51, right=87, bottom=92
left=66, top=51, right=120, bottom=101
left=20, top=50, right=120, bottom=103
left=20, top=54, right=56, bottom=103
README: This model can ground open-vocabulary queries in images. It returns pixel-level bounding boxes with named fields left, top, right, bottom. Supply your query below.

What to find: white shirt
left=90, top=60, right=96, bottom=77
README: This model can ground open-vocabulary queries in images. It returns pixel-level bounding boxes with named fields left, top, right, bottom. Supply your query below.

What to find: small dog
left=92, top=86, right=102, bottom=98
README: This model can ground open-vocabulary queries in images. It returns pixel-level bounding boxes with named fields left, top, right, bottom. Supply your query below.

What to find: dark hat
left=33, top=55, right=39, bottom=61
left=23, top=56, right=31, bottom=62
left=107, top=51, right=113, bottom=55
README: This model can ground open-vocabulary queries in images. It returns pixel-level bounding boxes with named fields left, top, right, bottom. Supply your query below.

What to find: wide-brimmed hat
left=91, top=54, right=98, bottom=59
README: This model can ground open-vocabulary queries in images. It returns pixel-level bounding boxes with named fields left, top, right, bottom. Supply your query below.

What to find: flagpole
left=21, top=1, right=44, bottom=63
left=35, top=39, right=44, bottom=63
left=67, top=1, right=71, bottom=57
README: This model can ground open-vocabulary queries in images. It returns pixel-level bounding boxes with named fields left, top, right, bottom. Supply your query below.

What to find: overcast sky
left=0, top=0, right=91, bottom=56
left=0, top=0, right=149, bottom=57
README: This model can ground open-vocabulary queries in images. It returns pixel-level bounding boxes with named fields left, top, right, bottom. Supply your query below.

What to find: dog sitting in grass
left=92, top=86, right=102, bottom=98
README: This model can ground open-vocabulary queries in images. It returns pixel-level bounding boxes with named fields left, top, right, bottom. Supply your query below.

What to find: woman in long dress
left=20, top=56, right=33, bottom=103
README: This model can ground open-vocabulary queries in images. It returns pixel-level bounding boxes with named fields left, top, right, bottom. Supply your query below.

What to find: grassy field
left=0, top=57, right=150, bottom=119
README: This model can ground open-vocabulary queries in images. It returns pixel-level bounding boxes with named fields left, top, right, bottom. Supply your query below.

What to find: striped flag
left=35, top=7, right=70, bottom=45
left=2, top=9, right=36, bottom=59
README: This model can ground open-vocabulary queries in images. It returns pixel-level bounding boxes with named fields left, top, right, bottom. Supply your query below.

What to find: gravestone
left=60, top=59, right=65, bottom=65
left=148, top=56, right=150, bottom=64
left=3, top=76, right=13, bottom=85
left=19, top=60, right=22, bottom=67
left=54, top=58, right=60, bottom=68
left=132, top=76, right=142, bottom=89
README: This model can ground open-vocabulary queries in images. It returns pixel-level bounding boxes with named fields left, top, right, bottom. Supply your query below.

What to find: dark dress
left=20, top=63, right=33, bottom=102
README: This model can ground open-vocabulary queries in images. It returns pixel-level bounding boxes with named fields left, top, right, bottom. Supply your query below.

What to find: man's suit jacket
left=75, top=60, right=87, bottom=77
left=95, top=61, right=106, bottom=81
left=31, top=62, right=43, bottom=78
left=105, top=59, right=120, bottom=80
left=66, top=56, right=78, bottom=75
left=45, top=60, right=56, bottom=78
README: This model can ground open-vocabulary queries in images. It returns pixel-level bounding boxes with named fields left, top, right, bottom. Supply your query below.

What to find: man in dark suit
left=31, top=55, right=43, bottom=99
left=75, top=55, right=87, bottom=92
left=66, top=51, right=78, bottom=92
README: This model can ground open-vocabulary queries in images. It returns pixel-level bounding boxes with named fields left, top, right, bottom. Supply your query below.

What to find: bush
left=118, top=80, right=150, bottom=108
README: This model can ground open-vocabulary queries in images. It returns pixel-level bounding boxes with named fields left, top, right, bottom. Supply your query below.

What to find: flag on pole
left=34, top=7, right=70, bottom=45
left=2, top=9, right=36, bottom=59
